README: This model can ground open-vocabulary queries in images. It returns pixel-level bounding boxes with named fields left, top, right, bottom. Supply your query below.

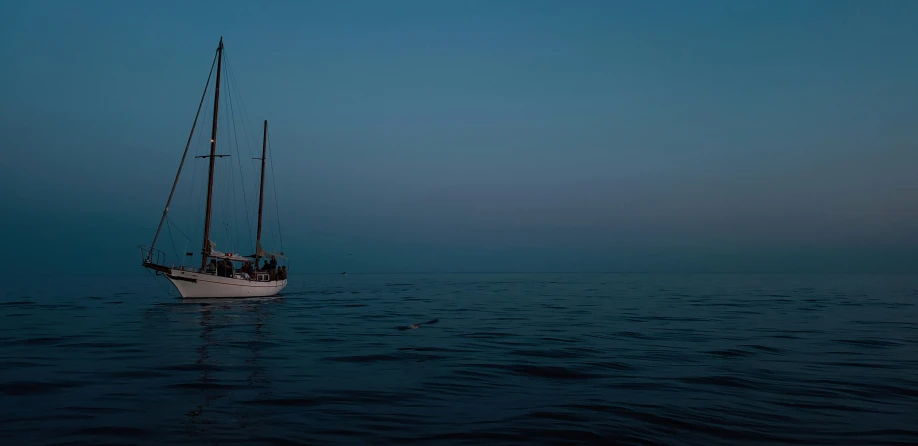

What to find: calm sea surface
left=1, top=273, right=916, bottom=445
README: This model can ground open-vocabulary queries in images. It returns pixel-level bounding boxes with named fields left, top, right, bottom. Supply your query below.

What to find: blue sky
left=2, top=0, right=918, bottom=274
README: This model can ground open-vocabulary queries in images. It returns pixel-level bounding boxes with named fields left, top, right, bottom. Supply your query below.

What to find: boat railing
left=138, top=245, right=166, bottom=266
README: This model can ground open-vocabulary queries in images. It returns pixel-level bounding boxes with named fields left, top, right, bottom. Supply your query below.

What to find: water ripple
left=1, top=273, right=916, bottom=445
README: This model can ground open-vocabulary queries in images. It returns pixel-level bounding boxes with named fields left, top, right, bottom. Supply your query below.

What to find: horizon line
left=49, top=270, right=918, bottom=278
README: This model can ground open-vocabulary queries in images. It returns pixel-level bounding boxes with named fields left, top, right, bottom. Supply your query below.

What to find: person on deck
left=221, top=258, right=234, bottom=277
left=242, top=261, right=254, bottom=278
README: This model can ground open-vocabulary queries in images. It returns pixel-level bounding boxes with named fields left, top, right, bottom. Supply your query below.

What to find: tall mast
left=254, top=120, right=268, bottom=268
left=201, top=37, right=224, bottom=269
left=145, top=50, right=217, bottom=263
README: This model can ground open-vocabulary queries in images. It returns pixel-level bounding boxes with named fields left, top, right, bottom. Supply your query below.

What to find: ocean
left=1, top=273, right=916, bottom=445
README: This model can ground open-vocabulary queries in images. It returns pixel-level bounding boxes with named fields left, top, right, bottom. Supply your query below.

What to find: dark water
left=2, top=273, right=917, bottom=445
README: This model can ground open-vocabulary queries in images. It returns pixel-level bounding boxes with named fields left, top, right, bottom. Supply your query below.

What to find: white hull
left=163, top=268, right=287, bottom=299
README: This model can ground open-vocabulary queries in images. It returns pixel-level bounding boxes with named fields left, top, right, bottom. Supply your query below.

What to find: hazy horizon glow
left=2, top=0, right=918, bottom=274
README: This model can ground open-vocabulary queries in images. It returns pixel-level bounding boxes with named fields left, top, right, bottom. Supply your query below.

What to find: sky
left=2, top=0, right=918, bottom=274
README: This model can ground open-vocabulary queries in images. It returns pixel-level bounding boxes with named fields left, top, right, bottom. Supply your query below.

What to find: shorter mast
left=254, top=120, right=268, bottom=269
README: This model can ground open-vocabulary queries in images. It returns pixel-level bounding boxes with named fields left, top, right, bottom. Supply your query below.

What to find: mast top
left=218, top=36, right=223, bottom=49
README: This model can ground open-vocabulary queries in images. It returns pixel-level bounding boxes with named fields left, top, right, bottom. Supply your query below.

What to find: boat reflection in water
left=179, top=296, right=282, bottom=436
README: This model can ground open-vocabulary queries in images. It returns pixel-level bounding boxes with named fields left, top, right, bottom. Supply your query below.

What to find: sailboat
left=139, top=37, right=288, bottom=298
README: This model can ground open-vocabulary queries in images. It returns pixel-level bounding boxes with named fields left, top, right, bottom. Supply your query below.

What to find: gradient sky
left=2, top=0, right=918, bottom=274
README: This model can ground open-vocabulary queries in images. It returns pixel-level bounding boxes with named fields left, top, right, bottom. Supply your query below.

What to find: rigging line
left=261, top=129, right=277, bottom=251
left=182, top=159, right=200, bottom=244
left=225, top=164, right=237, bottom=251
left=224, top=54, right=257, bottom=156
left=222, top=54, right=253, bottom=161
left=191, top=139, right=210, bottom=264
left=223, top=54, right=262, bottom=178
left=225, top=52, right=270, bottom=254
left=214, top=113, right=226, bottom=250
left=267, top=131, right=284, bottom=252
left=218, top=130, right=232, bottom=252
left=224, top=221, right=232, bottom=253
left=219, top=178, right=228, bottom=251
left=224, top=57, right=254, bottom=249
left=183, top=89, right=210, bottom=247
left=148, top=49, right=218, bottom=258
left=223, top=94, right=241, bottom=253
left=217, top=108, right=230, bottom=251
left=225, top=59, right=263, bottom=242
left=231, top=167, right=240, bottom=255
left=166, top=218, right=179, bottom=264
left=183, top=117, right=208, bottom=267
left=181, top=76, right=213, bottom=264
left=168, top=216, right=195, bottom=243
left=144, top=267, right=176, bottom=297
